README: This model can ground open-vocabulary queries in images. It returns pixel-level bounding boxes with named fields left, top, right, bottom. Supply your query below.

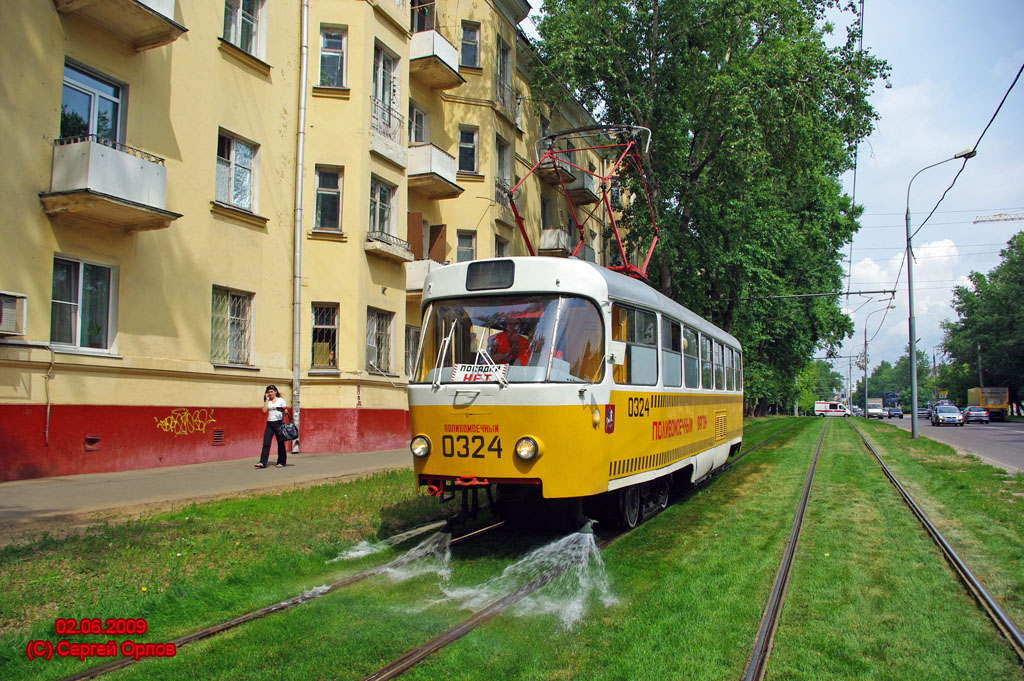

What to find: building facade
left=0, top=0, right=611, bottom=481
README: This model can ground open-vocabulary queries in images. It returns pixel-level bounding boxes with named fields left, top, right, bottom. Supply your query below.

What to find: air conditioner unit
left=0, top=292, right=27, bottom=336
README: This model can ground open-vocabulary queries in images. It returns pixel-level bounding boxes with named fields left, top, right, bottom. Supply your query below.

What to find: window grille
left=211, top=287, right=252, bottom=365
left=312, top=304, right=338, bottom=368
left=366, top=308, right=393, bottom=372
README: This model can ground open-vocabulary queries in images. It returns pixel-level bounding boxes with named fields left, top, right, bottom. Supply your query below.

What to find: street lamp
left=905, top=148, right=977, bottom=438
left=863, top=304, right=895, bottom=417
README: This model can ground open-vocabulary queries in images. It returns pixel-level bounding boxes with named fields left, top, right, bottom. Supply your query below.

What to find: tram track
left=56, top=519, right=506, bottom=681
left=742, top=419, right=1024, bottom=681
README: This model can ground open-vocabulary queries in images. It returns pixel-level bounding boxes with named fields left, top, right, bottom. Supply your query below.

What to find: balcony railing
left=367, top=230, right=411, bottom=251
left=496, top=80, right=516, bottom=117
left=55, top=134, right=165, bottom=164
left=370, top=97, right=403, bottom=143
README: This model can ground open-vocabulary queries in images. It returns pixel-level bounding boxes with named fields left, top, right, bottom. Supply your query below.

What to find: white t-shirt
left=266, top=397, right=287, bottom=422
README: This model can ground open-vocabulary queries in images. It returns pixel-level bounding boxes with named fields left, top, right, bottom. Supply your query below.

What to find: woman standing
left=256, top=385, right=288, bottom=468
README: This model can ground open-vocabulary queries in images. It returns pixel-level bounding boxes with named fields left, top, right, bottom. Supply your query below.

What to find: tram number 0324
left=441, top=435, right=503, bottom=459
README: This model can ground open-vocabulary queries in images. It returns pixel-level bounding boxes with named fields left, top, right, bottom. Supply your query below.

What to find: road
left=881, top=415, right=1024, bottom=473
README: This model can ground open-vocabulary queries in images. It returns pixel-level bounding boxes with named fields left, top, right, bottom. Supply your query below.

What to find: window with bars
left=315, top=166, right=342, bottom=231
left=216, top=132, right=256, bottom=211
left=223, top=0, right=263, bottom=56
left=366, top=308, right=393, bottom=373
left=50, top=257, right=114, bottom=350
left=211, top=287, right=252, bottom=366
left=405, top=324, right=421, bottom=376
left=319, top=28, right=346, bottom=87
left=311, top=303, right=338, bottom=368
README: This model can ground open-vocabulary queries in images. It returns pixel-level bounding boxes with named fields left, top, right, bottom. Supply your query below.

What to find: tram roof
left=421, top=257, right=740, bottom=349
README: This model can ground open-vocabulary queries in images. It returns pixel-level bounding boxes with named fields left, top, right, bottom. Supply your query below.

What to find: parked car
left=930, top=405, right=964, bottom=427
left=917, top=407, right=932, bottom=419
left=886, top=407, right=904, bottom=419
left=962, top=406, right=990, bottom=424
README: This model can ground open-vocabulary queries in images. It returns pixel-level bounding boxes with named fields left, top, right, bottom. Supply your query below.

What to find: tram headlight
left=410, top=435, right=431, bottom=458
left=514, top=436, right=541, bottom=461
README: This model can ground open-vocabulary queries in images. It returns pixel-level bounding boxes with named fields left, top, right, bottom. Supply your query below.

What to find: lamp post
left=863, top=305, right=894, bottom=417
left=905, top=148, right=977, bottom=438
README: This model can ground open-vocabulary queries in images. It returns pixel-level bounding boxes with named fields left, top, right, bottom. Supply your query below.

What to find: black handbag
left=280, top=410, right=299, bottom=440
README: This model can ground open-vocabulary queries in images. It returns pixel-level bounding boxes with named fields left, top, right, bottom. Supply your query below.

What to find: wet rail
left=362, top=420, right=811, bottom=681
left=57, top=519, right=505, bottom=681
left=850, top=422, right=1024, bottom=663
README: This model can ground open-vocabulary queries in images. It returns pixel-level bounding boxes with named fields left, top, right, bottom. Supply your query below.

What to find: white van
left=814, top=401, right=850, bottom=417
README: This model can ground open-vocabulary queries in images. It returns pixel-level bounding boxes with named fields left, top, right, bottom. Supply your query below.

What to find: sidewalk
left=0, top=449, right=411, bottom=544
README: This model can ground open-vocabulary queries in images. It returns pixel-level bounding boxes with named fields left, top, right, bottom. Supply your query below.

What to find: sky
left=825, top=0, right=1024, bottom=397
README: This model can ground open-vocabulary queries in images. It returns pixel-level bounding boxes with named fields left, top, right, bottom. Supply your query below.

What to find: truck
left=967, top=387, right=1009, bottom=421
left=866, top=398, right=885, bottom=419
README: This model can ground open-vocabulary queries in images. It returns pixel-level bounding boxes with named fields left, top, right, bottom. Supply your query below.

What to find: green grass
left=3, top=418, right=1022, bottom=681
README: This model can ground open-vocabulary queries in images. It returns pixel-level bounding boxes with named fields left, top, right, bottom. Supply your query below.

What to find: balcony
left=370, top=97, right=407, bottom=168
left=408, top=144, right=463, bottom=200
left=566, top=171, right=600, bottom=204
left=39, top=135, right=181, bottom=232
left=54, top=0, right=187, bottom=51
left=495, top=80, right=517, bottom=121
left=535, top=155, right=576, bottom=185
left=493, top=178, right=517, bottom=226
left=405, top=258, right=447, bottom=291
left=365, top=230, right=414, bottom=263
left=538, top=228, right=575, bottom=256
left=410, top=30, right=464, bottom=91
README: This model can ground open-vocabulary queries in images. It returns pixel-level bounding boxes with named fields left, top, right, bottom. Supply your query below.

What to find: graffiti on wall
left=154, top=408, right=217, bottom=436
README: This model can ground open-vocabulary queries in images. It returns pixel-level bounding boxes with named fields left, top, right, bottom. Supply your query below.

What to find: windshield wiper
left=475, top=333, right=509, bottom=387
left=432, top=321, right=459, bottom=390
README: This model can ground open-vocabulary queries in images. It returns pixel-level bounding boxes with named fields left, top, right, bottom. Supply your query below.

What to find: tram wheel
left=619, top=486, right=640, bottom=529
left=656, top=479, right=670, bottom=510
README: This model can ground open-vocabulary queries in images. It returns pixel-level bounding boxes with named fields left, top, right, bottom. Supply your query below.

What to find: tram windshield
left=413, top=294, right=604, bottom=384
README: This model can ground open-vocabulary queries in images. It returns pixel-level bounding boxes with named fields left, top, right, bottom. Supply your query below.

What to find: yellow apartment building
left=0, top=0, right=611, bottom=481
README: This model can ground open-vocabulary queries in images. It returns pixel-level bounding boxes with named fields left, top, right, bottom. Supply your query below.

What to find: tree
left=532, top=0, right=889, bottom=415
left=797, top=359, right=844, bottom=413
left=942, top=232, right=1024, bottom=410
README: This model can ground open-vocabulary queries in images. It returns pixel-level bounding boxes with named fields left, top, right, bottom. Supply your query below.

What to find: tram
left=408, top=256, right=743, bottom=528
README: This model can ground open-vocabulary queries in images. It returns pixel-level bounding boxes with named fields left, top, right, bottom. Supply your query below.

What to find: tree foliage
left=796, top=359, right=844, bottom=413
left=532, top=0, right=889, bottom=414
left=851, top=348, right=932, bottom=408
left=941, top=232, right=1024, bottom=408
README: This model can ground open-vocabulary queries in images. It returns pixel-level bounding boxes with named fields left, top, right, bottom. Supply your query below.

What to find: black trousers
left=259, top=420, right=286, bottom=466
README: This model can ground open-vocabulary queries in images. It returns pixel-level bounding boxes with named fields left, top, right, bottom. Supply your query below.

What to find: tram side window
left=713, top=341, right=724, bottom=391
left=725, top=347, right=735, bottom=391
left=683, top=327, right=699, bottom=388
left=701, top=335, right=713, bottom=389
left=612, top=304, right=657, bottom=385
left=661, top=318, right=682, bottom=387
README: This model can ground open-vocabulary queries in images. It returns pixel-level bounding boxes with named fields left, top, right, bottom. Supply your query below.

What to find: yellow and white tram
left=408, top=256, right=743, bottom=527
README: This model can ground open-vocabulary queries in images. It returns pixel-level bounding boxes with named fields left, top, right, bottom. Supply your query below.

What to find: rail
left=367, top=229, right=411, bottom=251
left=54, top=134, right=165, bottom=165
left=370, top=97, right=403, bottom=143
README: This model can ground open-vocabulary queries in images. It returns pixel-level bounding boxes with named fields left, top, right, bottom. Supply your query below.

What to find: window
left=405, top=324, right=421, bottom=376
left=683, top=327, right=699, bottom=388
left=314, top=166, right=342, bottom=231
left=541, top=197, right=551, bottom=230
left=369, top=177, right=395, bottom=235
left=411, top=0, right=434, bottom=32
left=736, top=351, right=743, bottom=390
left=61, top=64, right=121, bottom=141
left=319, top=28, right=346, bottom=87
left=366, top=308, right=393, bottom=373
left=496, top=137, right=511, bottom=185
left=211, top=287, right=252, bottom=365
left=461, top=22, right=480, bottom=67
left=661, top=318, right=682, bottom=388
left=458, top=127, right=477, bottom=173
left=701, top=335, right=713, bottom=389
left=371, top=46, right=400, bottom=141
left=408, top=103, right=428, bottom=144
left=216, top=132, right=256, bottom=211
left=495, top=38, right=513, bottom=111
left=223, top=0, right=263, bottom=56
left=312, top=304, right=338, bottom=368
left=714, top=341, right=724, bottom=391
left=50, top=257, right=114, bottom=349
left=495, top=236, right=507, bottom=257
left=725, top=347, right=734, bottom=391
left=457, top=231, right=475, bottom=262
left=611, top=304, right=657, bottom=385
left=539, top=115, right=550, bottom=141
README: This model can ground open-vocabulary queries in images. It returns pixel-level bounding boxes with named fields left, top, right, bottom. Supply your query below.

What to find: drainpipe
left=291, top=0, right=310, bottom=451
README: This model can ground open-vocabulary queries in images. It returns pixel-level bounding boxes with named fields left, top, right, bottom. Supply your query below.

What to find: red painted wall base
left=0, top=405, right=410, bottom=481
